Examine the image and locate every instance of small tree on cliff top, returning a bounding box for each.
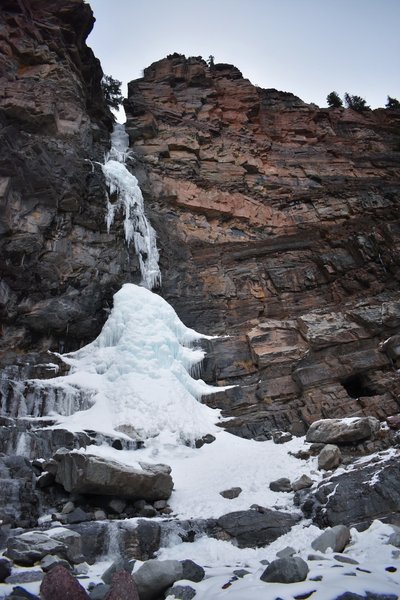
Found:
[101,75,123,110]
[386,96,400,109]
[344,92,371,112]
[327,91,343,108]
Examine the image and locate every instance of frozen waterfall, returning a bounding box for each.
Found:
[102,123,161,290]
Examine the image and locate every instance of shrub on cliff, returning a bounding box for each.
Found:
[386,96,400,109]
[344,93,371,112]
[327,91,343,108]
[101,75,123,110]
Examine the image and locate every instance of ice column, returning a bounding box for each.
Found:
[102,123,161,290]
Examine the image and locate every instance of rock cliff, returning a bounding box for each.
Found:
[124,53,400,437]
[0,0,142,371]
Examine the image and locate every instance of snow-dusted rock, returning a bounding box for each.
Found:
[216,508,300,548]
[54,451,173,501]
[47,527,84,564]
[167,585,196,600]
[133,559,183,600]
[311,525,351,553]
[5,531,66,566]
[260,556,309,583]
[306,417,380,444]
[318,444,342,470]
[40,554,72,572]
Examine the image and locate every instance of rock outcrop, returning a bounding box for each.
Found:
[124,53,400,436]
[0,0,139,364]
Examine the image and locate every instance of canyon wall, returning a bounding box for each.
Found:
[124,54,400,436]
[0,0,142,373]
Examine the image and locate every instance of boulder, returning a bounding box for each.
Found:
[318,444,342,470]
[311,525,351,553]
[47,527,84,564]
[180,559,204,582]
[167,585,196,600]
[101,559,134,585]
[0,557,12,582]
[40,565,90,600]
[5,532,66,566]
[306,417,380,444]
[260,556,309,583]
[219,487,242,499]
[40,554,72,572]
[133,560,183,600]
[216,508,300,548]
[5,587,41,600]
[269,478,292,492]
[309,456,400,527]
[104,571,140,600]
[54,451,173,501]
[291,474,314,491]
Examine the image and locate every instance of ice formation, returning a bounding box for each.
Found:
[53,283,220,445]
[102,123,161,290]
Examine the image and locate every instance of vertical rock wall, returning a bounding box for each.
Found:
[125,54,400,435]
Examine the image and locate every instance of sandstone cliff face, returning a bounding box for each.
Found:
[125,54,400,436]
[0,0,141,368]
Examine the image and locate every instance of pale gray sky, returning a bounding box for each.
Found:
[88,0,399,111]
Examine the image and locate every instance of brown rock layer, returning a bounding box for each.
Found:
[125,54,400,436]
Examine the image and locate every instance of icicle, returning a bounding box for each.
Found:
[101,124,161,290]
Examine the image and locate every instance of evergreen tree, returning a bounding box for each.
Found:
[386,96,400,109]
[101,75,123,110]
[326,91,343,108]
[344,93,371,112]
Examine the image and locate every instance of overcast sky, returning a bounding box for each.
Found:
[88,0,399,115]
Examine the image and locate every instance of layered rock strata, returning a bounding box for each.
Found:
[124,53,400,436]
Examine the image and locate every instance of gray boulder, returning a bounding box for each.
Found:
[260,556,309,583]
[291,474,314,491]
[180,559,204,582]
[216,508,300,548]
[318,444,342,470]
[219,487,242,499]
[47,527,84,564]
[101,559,134,585]
[167,585,196,600]
[54,451,173,501]
[269,478,292,493]
[311,525,351,553]
[133,559,183,600]
[0,557,12,582]
[388,531,400,548]
[306,417,380,444]
[308,456,400,527]
[5,532,66,566]
[40,555,72,572]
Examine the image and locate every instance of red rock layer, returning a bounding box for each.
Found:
[125,54,400,436]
